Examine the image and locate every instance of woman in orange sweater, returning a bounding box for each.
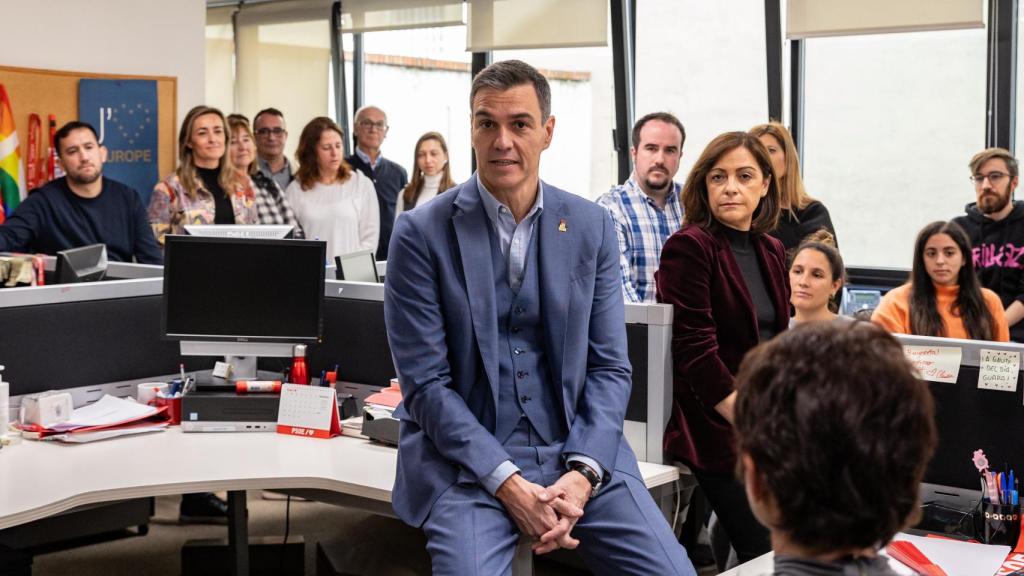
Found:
[872,221,1009,341]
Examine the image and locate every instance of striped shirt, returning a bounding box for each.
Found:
[596,175,684,303]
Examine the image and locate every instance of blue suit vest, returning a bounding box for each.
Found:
[488,224,566,446]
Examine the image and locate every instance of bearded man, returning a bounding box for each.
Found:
[0,121,162,264]
[953,147,1024,341]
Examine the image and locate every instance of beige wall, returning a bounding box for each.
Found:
[2,0,206,126]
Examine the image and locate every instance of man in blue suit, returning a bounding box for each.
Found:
[384,60,696,575]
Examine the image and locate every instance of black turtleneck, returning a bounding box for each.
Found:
[196,166,234,224]
[724,226,777,342]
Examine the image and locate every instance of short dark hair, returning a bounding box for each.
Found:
[54,121,99,156]
[470,60,551,120]
[631,112,685,149]
[681,131,781,235]
[734,321,936,554]
[253,107,285,129]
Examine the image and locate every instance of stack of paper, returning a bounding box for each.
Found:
[18,395,169,443]
[885,533,1009,576]
[339,416,368,439]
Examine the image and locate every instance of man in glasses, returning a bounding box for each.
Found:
[953,148,1024,341]
[253,107,294,192]
[346,105,408,261]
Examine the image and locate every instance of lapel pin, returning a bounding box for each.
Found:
[558,219,567,232]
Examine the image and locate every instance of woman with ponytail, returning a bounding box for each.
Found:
[788,229,851,327]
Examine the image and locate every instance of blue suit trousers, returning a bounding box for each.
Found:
[422,420,696,575]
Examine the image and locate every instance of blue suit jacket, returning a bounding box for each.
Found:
[384,176,642,526]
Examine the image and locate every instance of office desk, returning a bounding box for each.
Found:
[719,533,1011,576]
[0,429,680,575]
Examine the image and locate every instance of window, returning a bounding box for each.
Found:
[356,26,472,182]
[635,0,769,182]
[205,7,235,115]
[801,28,986,268]
[205,6,334,163]
[492,46,616,199]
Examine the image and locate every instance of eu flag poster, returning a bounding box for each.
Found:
[79,79,159,205]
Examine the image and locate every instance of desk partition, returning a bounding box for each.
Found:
[310,280,672,464]
[0,269,211,403]
[0,269,673,465]
[893,334,1024,508]
[623,302,672,464]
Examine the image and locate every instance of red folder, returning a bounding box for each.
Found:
[17,406,169,439]
[886,540,948,576]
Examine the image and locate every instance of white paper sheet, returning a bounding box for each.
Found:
[721,534,1010,576]
[888,533,1009,576]
[978,349,1021,392]
[48,423,168,443]
[52,394,158,431]
[903,345,963,384]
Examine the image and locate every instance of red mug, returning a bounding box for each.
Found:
[156,395,182,425]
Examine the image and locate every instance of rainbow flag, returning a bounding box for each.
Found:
[0,83,27,223]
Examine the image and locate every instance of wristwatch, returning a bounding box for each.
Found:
[568,461,602,497]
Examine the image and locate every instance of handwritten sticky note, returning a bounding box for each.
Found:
[978,349,1020,392]
[903,345,962,384]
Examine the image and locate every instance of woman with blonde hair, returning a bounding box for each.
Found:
[285,117,378,261]
[148,105,258,245]
[749,122,836,250]
[225,114,303,237]
[395,131,455,217]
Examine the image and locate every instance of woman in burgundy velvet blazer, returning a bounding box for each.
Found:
[656,132,790,568]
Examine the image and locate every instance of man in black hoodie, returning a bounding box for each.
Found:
[953,147,1024,342]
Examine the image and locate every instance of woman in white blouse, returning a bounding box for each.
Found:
[286,117,378,261]
[395,131,455,218]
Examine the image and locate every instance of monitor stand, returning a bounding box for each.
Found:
[180,341,294,389]
[193,369,286,391]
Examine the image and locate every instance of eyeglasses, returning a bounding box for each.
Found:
[255,127,286,137]
[971,172,1010,185]
[357,120,388,131]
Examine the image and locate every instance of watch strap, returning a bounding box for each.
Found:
[568,461,601,495]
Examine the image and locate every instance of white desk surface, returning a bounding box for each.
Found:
[719,532,1011,576]
[0,428,679,531]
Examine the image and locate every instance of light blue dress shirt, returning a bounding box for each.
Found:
[355,146,378,170]
[475,175,605,495]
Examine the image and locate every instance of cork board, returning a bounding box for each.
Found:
[0,65,177,180]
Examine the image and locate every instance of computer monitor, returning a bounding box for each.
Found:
[893,334,1024,509]
[162,236,325,381]
[184,224,294,239]
[54,243,108,283]
[841,288,882,316]
[334,250,379,283]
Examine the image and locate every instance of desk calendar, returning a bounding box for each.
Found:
[276,384,342,438]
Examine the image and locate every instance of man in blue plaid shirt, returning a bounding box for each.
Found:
[596,112,685,302]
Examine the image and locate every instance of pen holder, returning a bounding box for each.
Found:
[156,395,182,425]
[981,502,1020,546]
